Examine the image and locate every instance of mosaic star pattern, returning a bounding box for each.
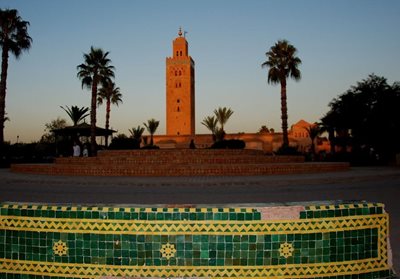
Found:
[0,202,393,279]
[160,243,176,260]
[279,242,294,259]
[52,240,68,256]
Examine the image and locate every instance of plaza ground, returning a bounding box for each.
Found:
[0,167,399,273]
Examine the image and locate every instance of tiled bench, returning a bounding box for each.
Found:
[0,201,394,279]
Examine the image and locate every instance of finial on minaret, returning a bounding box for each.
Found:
[178,27,182,37]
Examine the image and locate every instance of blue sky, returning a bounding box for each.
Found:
[1,0,400,143]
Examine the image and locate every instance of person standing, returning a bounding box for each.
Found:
[73,142,81,157]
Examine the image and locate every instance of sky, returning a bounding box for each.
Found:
[1,0,400,143]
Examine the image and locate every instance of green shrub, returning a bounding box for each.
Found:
[141,145,160,149]
[276,145,300,155]
[211,139,245,149]
[109,137,139,150]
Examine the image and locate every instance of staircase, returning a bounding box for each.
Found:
[11,149,349,177]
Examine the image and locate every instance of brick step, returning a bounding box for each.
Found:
[55,155,305,165]
[97,149,264,157]
[11,162,349,177]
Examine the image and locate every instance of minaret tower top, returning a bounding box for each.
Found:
[172,27,189,58]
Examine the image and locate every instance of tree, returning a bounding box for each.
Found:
[97,81,122,147]
[129,126,145,141]
[304,123,321,156]
[40,117,67,144]
[129,125,145,148]
[60,105,89,126]
[77,46,115,156]
[324,74,400,162]
[258,125,270,133]
[262,40,301,148]
[0,9,32,144]
[320,111,337,155]
[201,115,218,142]
[214,107,233,133]
[143,118,159,146]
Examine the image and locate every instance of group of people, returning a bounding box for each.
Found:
[73,142,89,157]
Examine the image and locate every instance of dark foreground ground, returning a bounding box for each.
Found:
[0,167,399,273]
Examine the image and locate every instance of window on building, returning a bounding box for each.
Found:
[177,106,180,112]
[177,99,180,103]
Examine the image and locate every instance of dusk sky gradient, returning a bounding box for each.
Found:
[1,0,400,143]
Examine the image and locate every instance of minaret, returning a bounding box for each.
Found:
[166,28,195,136]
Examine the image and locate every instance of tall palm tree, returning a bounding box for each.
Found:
[201,115,218,142]
[213,107,234,133]
[143,118,159,146]
[60,105,89,126]
[77,46,114,156]
[97,81,122,147]
[0,9,32,144]
[262,40,301,148]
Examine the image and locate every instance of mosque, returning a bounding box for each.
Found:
[152,29,329,153]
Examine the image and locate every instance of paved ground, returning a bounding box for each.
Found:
[0,167,399,273]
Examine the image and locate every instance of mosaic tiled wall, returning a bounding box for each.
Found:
[0,202,394,279]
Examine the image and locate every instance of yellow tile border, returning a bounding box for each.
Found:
[0,258,389,279]
[0,214,388,237]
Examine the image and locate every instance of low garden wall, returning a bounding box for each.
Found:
[0,201,394,279]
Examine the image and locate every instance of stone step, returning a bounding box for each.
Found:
[55,154,305,165]
[11,162,349,177]
[97,149,265,157]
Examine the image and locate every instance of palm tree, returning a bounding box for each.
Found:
[0,9,32,144]
[60,105,89,126]
[214,107,233,133]
[129,125,145,148]
[129,126,145,141]
[143,118,159,146]
[77,46,114,156]
[97,81,122,147]
[320,112,337,155]
[201,115,218,142]
[304,123,321,156]
[262,40,301,148]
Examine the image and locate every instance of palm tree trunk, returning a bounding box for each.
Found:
[90,77,98,156]
[150,134,154,146]
[328,129,335,155]
[311,139,315,157]
[0,46,9,144]
[280,79,289,148]
[105,98,111,147]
